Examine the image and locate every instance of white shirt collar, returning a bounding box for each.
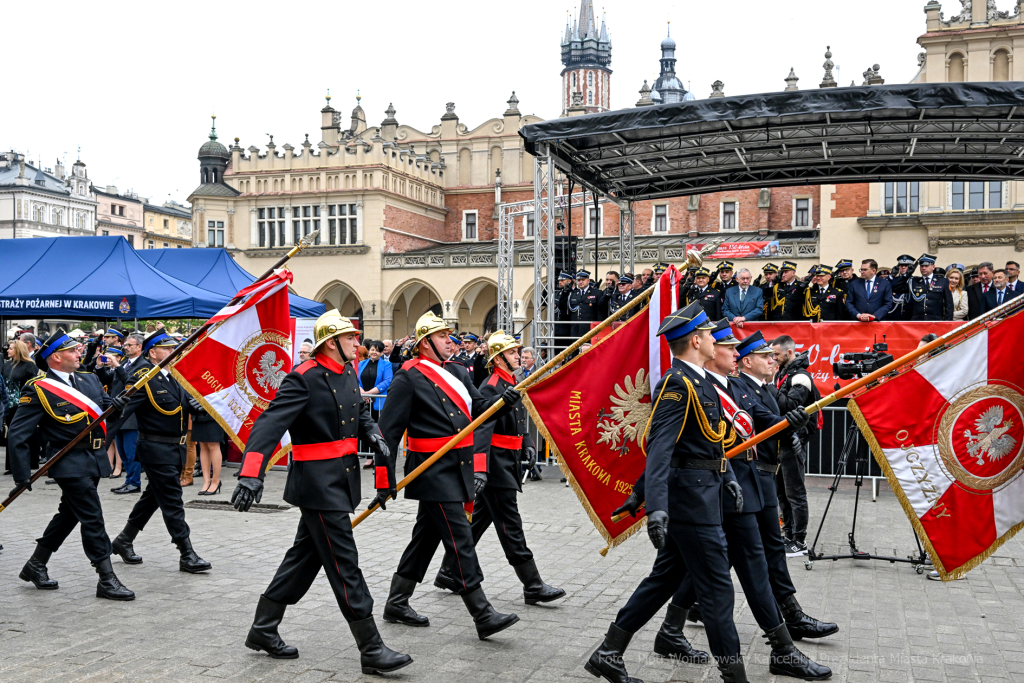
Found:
[681,360,705,378]
[51,369,72,385]
[706,369,729,385]
[741,371,766,387]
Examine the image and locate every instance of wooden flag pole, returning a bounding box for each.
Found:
[0,230,322,514]
[351,240,725,528]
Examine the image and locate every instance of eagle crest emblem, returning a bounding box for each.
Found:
[963,405,1016,467]
[252,350,287,392]
[596,369,652,456]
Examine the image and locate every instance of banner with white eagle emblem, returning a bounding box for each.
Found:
[850,302,1024,580]
[171,269,294,467]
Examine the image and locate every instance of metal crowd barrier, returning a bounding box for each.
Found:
[807,403,886,501]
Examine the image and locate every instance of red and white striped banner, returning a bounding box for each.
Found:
[648,265,680,399]
[36,378,107,436]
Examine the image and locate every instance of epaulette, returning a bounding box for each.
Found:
[486,374,500,387]
[132,366,150,379]
[402,358,418,371]
[295,359,317,376]
[24,375,43,387]
[75,370,93,375]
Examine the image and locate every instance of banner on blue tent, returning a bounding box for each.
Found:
[0,295,136,317]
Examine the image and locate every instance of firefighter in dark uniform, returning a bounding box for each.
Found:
[568,270,608,341]
[909,253,954,321]
[108,330,210,574]
[682,267,724,320]
[607,274,638,317]
[230,310,410,674]
[831,259,855,318]
[754,263,779,318]
[379,312,523,640]
[8,330,135,600]
[889,254,917,321]
[787,265,846,321]
[554,271,574,352]
[434,331,565,605]
[766,261,800,321]
[711,261,739,294]
[454,333,488,386]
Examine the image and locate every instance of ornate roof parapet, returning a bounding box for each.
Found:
[440,101,458,122]
[504,92,520,117]
[709,81,725,98]
[820,46,838,88]
[861,64,885,85]
[635,80,654,107]
[784,68,800,91]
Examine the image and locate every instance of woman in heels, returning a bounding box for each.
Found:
[189,399,224,495]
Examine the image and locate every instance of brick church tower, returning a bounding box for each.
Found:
[560,1,612,116]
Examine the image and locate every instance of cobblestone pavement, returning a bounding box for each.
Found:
[2,463,1023,683]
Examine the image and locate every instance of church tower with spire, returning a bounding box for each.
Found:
[560,2,612,116]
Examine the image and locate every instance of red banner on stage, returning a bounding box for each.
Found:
[686,241,780,259]
[734,322,960,393]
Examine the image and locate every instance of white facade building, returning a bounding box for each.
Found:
[0,152,97,239]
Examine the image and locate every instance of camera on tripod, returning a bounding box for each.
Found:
[832,338,894,380]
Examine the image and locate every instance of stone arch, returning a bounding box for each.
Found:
[458,148,472,186]
[453,277,498,336]
[947,51,966,82]
[389,279,444,339]
[315,280,364,329]
[992,47,1012,81]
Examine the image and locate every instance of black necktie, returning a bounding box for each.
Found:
[68,374,77,390]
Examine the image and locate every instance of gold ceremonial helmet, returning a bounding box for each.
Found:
[486,330,521,364]
[313,308,360,351]
[413,311,453,349]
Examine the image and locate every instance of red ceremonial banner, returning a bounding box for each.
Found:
[734,322,960,393]
[686,241,780,259]
[524,307,652,550]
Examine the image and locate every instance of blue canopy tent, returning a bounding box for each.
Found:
[138,248,325,318]
[0,236,230,319]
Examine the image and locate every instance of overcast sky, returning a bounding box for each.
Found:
[5,0,952,203]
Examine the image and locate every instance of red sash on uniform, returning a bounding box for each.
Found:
[36,378,107,436]
[291,438,358,461]
[491,433,523,450]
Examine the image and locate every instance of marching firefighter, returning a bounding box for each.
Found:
[379,312,523,640]
[231,309,411,674]
[434,330,564,605]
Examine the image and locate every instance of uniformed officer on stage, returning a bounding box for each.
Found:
[766,261,799,320]
[682,267,724,320]
[787,265,845,321]
[231,309,410,674]
[108,330,211,574]
[889,254,917,320]
[8,330,135,600]
[568,270,608,341]
[755,263,779,318]
[434,331,564,605]
[380,312,523,640]
[554,271,574,351]
[607,274,637,317]
[711,261,738,293]
[909,253,954,321]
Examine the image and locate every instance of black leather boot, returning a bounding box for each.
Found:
[112,523,143,564]
[653,603,710,662]
[584,622,643,683]
[245,595,299,658]
[781,594,839,640]
[461,587,519,640]
[433,564,460,593]
[383,573,429,627]
[176,538,212,573]
[513,558,566,605]
[94,557,135,600]
[19,544,58,590]
[349,616,413,674]
[765,623,832,680]
[687,603,703,624]
[717,655,749,683]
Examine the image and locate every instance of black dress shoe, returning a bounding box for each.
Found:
[19,544,58,590]
[176,538,211,573]
[781,595,839,640]
[112,484,141,494]
[687,603,703,624]
[765,623,832,680]
[513,558,566,604]
[584,622,643,683]
[246,595,299,658]
[94,558,135,601]
[383,573,430,627]
[462,587,519,640]
[112,524,143,564]
[653,603,710,662]
[349,616,413,674]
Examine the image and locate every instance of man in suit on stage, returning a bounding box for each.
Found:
[845,259,893,322]
[722,268,764,327]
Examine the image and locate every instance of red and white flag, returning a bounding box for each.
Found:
[851,305,1024,579]
[648,266,681,398]
[172,269,294,466]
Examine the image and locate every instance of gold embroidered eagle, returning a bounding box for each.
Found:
[596,369,652,454]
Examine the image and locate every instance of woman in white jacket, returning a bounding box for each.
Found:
[947,268,969,321]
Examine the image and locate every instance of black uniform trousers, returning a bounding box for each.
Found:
[776,439,808,541]
[756,504,797,602]
[443,488,533,573]
[669,512,783,631]
[614,519,740,662]
[396,500,483,595]
[127,462,190,543]
[263,508,373,623]
[37,476,112,565]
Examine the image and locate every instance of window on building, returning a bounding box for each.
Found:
[163,219,168,229]
[951,181,1002,210]
[588,72,593,87]
[969,182,985,210]
[349,206,358,244]
[329,218,337,244]
[207,220,224,247]
[177,245,183,248]
[722,202,737,231]
[294,220,301,244]
[588,207,601,236]
[127,234,134,247]
[884,182,920,214]
[303,206,311,218]
[654,205,668,232]
[464,211,478,241]
[795,198,810,226]
[102,230,109,236]
[148,240,154,249]
[588,91,593,105]
[313,219,321,244]
[526,214,535,237]
[163,242,169,248]
[990,181,1003,209]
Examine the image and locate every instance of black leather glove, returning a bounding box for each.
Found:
[10,479,31,498]
[785,408,810,431]
[500,387,521,407]
[367,432,390,461]
[790,432,807,461]
[110,394,129,412]
[231,476,264,512]
[725,480,744,513]
[473,472,487,497]
[612,490,643,518]
[647,510,668,549]
[187,396,206,414]
[523,446,537,470]
[370,488,396,511]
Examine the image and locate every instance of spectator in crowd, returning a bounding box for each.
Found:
[967,262,994,319]
[638,268,655,291]
[723,268,764,326]
[298,341,313,362]
[359,339,393,470]
[630,273,643,291]
[681,267,723,320]
[967,267,981,287]
[608,275,639,317]
[110,334,144,494]
[1007,261,1021,293]
[984,268,1021,312]
[191,398,225,495]
[516,347,537,381]
[19,333,38,353]
[357,344,369,362]
[382,339,394,358]
[603,271,619,290]
[712,261,737,292]
[946,268,969,321]
[845,259,893,322]
[3,340,39,475]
